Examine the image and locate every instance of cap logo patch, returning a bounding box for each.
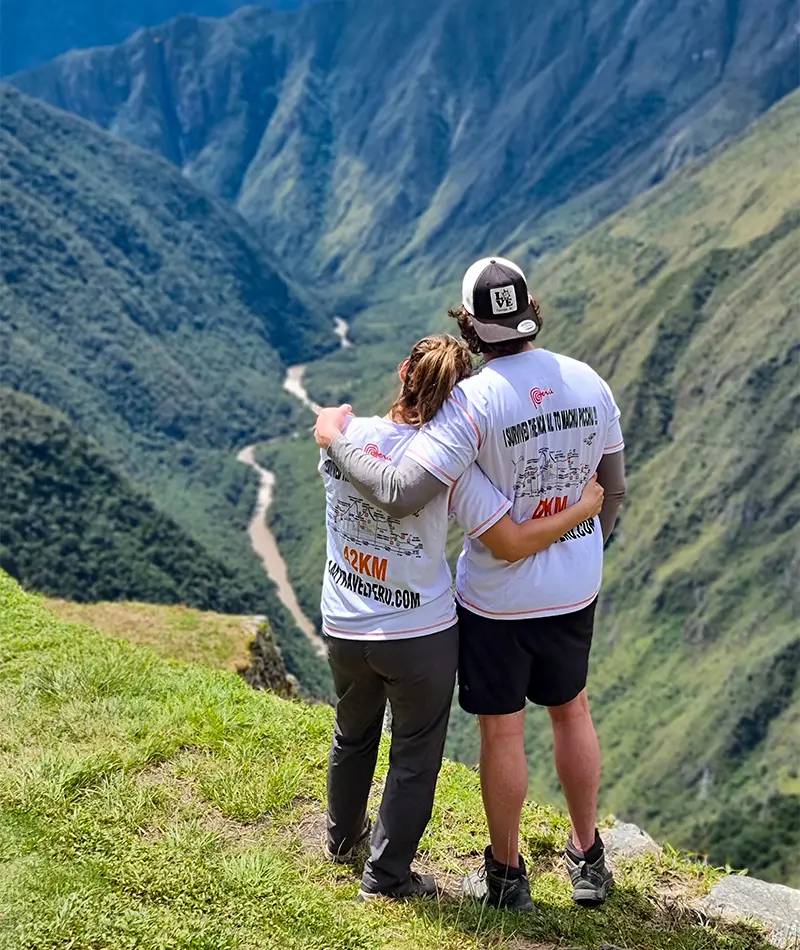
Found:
[516,319,537,333]
[491,284,517,315]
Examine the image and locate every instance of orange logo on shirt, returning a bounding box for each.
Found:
[344,545,389,582]
[530,387,554,408]
[364,443,392,461]
[532,495,568,519]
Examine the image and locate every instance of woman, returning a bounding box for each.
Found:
[320,334,602,901]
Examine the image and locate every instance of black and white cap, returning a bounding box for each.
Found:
[462,257,540,343]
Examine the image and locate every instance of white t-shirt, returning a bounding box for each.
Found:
[319,416,512,639]
[408,349,624,619]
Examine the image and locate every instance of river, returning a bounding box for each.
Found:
[237,318,352,656]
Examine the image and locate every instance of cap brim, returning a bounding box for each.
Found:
[470,300,539,343]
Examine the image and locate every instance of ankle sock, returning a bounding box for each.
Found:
[567,829,604,864]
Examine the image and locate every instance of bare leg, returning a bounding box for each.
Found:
[478,711,527,867]
[548,689,601,853]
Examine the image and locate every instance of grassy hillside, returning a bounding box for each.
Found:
[43,598,256,672]
[0,86,333,692]
[502,89,800,887]
[1,388,263,613]
[0,570,779,950]
[255,92,800,883]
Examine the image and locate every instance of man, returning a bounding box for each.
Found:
[315,257,627,911]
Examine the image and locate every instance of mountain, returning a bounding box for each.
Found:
[256,91,800,885]
[0,1,313,76]
[0,84,333,454]
[0,86,333,695]
[10,0,798,297]
[1,388,258,611]
[0,386,330,697]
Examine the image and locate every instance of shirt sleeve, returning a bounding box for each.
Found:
[449,463,512,538]
[599,377,625,454]
[406,393,482,484]
[326,437,448,519]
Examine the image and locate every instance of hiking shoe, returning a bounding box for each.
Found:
[565,841,614,907]
[358,871,439,902]
[326,819,371,866]
[461,846,533,913]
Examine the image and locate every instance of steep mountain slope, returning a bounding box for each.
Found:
[513,91,800,887]
[0,0,311,76]
[11,0,797,296]
[0,84,332,452]
[0,86,333,693]
[1,388,253,611]
[256,92,800,884]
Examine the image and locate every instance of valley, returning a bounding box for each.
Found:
[2,0,798,896]
[249,91,800,886]
[236,444,323,655]
[10,0,797,296]
[235,316,351,655]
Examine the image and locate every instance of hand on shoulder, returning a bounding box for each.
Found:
[314,405,353,449]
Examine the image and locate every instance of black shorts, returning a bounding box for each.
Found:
[457,599,596,715]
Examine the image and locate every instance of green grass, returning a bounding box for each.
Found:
[0,571,783,950]
[42,598,258,673]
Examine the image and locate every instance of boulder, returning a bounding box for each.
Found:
[602,821,662,860]
[695,875,800,949]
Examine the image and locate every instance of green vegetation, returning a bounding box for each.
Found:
[0,570,779,950]
[256,92,800,884]
[0,86,333,694]
[43,597,257,673]
[12,0,794,298]
[0,389,331,698]
[1,388,263,612]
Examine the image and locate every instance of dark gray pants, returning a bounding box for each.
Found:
[326,623,458,892]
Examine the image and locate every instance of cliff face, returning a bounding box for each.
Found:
[242,618,301,699]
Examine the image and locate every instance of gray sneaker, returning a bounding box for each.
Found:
[565,845,614,907]
[327,819,371,866]
[358,871,439,902]
[461,846,534,913]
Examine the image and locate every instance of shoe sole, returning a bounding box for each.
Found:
[572,882,613,908]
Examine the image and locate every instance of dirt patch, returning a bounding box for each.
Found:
[136,757,269,846]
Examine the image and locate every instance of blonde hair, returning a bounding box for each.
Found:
[389,335,473,427]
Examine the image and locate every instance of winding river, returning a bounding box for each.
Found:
[237,317,352,657]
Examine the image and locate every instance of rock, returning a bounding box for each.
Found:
[241,617,300,700]
[602,821,662,859]
[695,875,800,949]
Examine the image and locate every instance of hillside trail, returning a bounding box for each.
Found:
[237,317,351,658]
